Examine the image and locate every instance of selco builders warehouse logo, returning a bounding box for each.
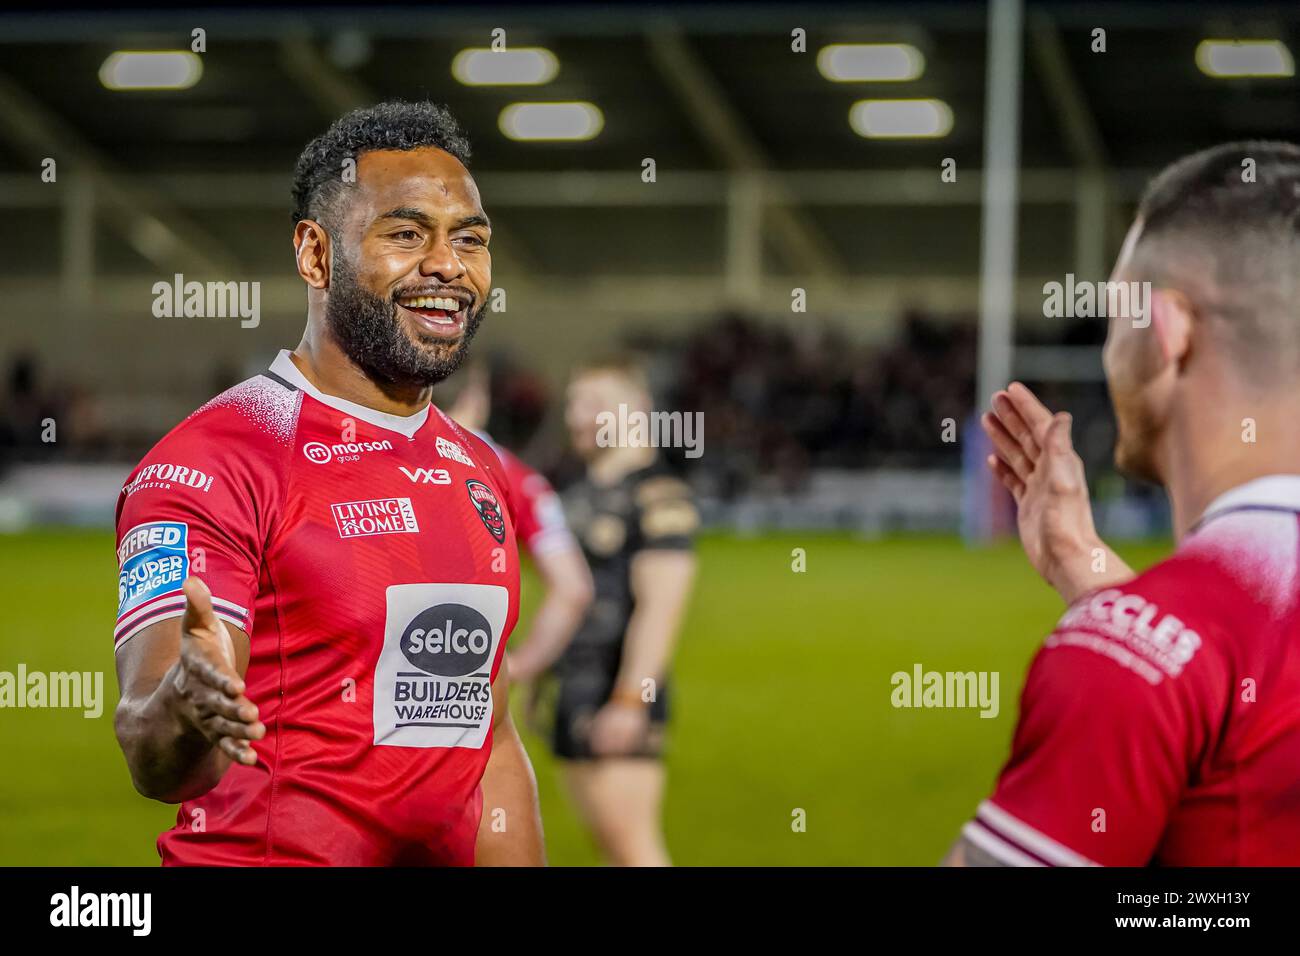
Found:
[117,521,189,617]
[374,583,508,749]
[401,604,494,676]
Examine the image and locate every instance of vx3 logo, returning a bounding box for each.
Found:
[400,466,452,485]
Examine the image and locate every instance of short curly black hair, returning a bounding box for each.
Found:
[291,100,472,229]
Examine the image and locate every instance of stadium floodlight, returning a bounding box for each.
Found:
[99,51,203,91]
[849,98,952,139]
[1196,39,1294,78]
[499,102,603,141]
[817,43,925,82]
[452,47,559,86]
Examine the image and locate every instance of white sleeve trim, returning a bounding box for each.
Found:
[960,820,1046,867]
[114,596,249,651]
[976,800,1101,867]
[525,527,579,557]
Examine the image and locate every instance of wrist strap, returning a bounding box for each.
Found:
[609,685,646,708]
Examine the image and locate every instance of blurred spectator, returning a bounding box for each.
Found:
[2,310,1127,503]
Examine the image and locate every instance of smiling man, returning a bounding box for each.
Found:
[112,102,544,866]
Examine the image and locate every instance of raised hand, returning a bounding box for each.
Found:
[980,382,1134,603]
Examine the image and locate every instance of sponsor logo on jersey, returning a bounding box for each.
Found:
[400,466,452,484]
[117,521,189,617]
[400,604,493,676]
[436,436,475,467]
[122,463,215,497]
[1054,588,1203,681]
[374,583,509,749]
[302,439,393,464]
[331,497,419,538]
[584,513,627,555]
[466,479,506,542]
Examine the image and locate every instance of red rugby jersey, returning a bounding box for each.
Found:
[114,350,519,866]
[965,475,1300,866]
[473,431,576,558]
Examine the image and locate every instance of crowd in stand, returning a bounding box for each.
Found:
[3,312,1120,500]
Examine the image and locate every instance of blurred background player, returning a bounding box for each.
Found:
[947,142,1300,866]
[445,364,594,683]
[550,356,698,866]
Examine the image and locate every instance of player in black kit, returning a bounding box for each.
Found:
[548,356,698,866]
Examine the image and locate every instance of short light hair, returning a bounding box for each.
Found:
[1131,141,1300,380]
[571,353,651,394]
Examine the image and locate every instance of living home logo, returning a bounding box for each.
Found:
[1,665,103,718]
[596,404,704,459]
[50,886,150,936]
[152,272,260,329]
[302,438,393,464]
[1042,273,1151,328]
[890,664,999,718]
[332,497,419,538]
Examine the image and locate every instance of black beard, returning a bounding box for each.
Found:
[324,253,484,388]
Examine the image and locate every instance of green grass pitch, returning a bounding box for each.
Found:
[0,529,1168,866]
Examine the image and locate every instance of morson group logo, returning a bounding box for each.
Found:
[466,479,506,543]
[400,603,494,677]
[302,439,393,464]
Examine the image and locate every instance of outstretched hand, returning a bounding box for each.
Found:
[171,577,264,766]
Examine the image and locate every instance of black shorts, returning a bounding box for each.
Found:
[548,645,670,761]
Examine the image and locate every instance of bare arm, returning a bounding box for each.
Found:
[505,544,594,684]
[475,661,545,866]
[615,549,697,693]
[941,835,1010,867]
[588,549,697,756]
[114,577,264,803]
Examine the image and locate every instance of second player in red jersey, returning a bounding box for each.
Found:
[949,142,1300,867]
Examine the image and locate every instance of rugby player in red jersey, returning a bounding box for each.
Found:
[946,142,1300,866]
[112,102,544,866]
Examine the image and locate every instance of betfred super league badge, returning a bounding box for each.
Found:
[466,479,506,543]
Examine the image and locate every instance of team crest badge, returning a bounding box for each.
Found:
[466,479,506,543]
